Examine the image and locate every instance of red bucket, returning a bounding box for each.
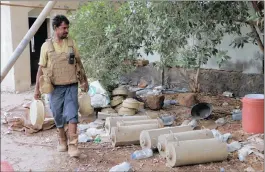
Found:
[1,161,14,172]
[242,94,264,134]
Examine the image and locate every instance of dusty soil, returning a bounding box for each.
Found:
[1,90,264,171]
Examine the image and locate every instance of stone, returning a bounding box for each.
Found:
[138,78,148,88]
[144,95,165,110]
[178,93,198,107]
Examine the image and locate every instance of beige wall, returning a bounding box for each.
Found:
[1,3,15,91]
[1,1,81,92]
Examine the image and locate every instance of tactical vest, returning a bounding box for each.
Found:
[46,38,78,85]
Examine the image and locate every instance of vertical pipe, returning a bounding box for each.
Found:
[1,1,57,82]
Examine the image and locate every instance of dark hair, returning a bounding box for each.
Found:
[52,15,69,30]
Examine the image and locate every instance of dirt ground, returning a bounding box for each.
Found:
[1,89,264,171]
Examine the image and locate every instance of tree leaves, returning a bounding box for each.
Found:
[69,1,253,91]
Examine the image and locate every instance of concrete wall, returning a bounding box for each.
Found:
[1,3,15,91]
[139,26,263,74]
[1,1,81,92]
[122,65,264,97]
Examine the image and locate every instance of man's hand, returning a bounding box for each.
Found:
[34,88,41,100]
[81,81,89,92]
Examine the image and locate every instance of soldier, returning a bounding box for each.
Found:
[34,15,88,157]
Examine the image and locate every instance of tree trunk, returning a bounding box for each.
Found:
[251,1,264,73]
[195,67,200,92]
[162,66,165,86]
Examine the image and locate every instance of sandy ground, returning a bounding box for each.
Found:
[1,89,264,171]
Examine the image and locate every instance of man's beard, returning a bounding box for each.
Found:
[60,34,68,39]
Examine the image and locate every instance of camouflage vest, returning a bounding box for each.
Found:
[46,38,78,85]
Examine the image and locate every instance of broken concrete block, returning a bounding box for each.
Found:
[138,78,148,88]
[166,138,228,167]
[178,93,198,107]
[144,95,165,110]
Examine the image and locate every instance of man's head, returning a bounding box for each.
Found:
[52,15,69,39]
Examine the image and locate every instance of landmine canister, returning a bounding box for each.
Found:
[157,129,214,158]
[139,125,193,150]
[105,116,150,134]
[117,119,164,128]
[111,123,162,147]
[166,138,228,167]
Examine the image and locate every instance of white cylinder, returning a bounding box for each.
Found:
[117,119,164,128]
[140,125,193,150]
[166,138,228,167]
[111,123,162,147]
[157,129,214,158]
[105,116,150,134]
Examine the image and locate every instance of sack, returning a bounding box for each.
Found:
[39,75,54,94]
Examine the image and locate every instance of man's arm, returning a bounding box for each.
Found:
[34,66,43,99]
[34,43,47,99]
[73,40,89,91]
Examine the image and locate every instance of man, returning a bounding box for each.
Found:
[34,15,88,157]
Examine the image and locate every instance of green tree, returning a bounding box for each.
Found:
[68,1,149,92]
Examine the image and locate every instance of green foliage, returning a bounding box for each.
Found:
[69,1,254,91]
[146,1,249,68]
[69,1,146,92]
[229,1,264,51]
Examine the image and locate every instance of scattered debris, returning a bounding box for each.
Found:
[199,120,218,130]
[227,141,242,152]
[89,80,110,108]
[220,167,225,172]
[222,102,229,106]
[178,93,198,107]
[160,115,175,126]
[109,162,132,172]
[86,128,105,138]
[215,118,226,126]
[188,119,198,128]
[247,134,264,152]
[78,133,93,143]
[131,148,153,160]
[211,129,232,142]
[138,78,148,88]
[94,135,101,143]
[180,120,190,126]
[232,109,242,121]
[163,100,177,108]
[238,145,254,162]
[244,167,255,172]
[144,95,165,110]
[222,91,234,97]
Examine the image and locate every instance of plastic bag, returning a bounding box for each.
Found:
[109,162,132,172]
[88,80,110,108]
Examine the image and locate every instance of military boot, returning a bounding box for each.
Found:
[68,134,80,157]
[57,128,68,152]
